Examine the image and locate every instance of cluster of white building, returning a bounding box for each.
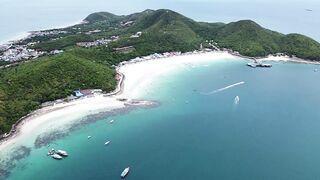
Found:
[0,44,64,62]
[76,36,119,48]
[85,29,101,35]
[30,30,68,37]
[119,49,215,66]
[118,52,182,66]
[130,32,142,38]
[0,45,46,62]
[0,44,10,51]
[120,21,134,27]
[41,89,103,107]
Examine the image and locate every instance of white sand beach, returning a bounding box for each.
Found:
[0,51,236,155]
[259,54,320,65]
[119,51,235,98]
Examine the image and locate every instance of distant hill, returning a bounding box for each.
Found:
[80,9,320,60]
[32,9,320,60]
[84,12,122,23]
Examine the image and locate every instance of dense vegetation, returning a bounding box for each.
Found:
[31,9,320,60]
[1,9,320,134]
[0,53,116,133]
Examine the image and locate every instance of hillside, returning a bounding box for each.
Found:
[84,12,121,23]
[30,9,320,60]
[0,53,117,134]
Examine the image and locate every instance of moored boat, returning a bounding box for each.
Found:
[47,148,55,156]
[105,141,111,145]
[51,154,63,160]
[56,150,68,157]
[247,63,257,68]
[247,62,272,68]
[121,167,130,178]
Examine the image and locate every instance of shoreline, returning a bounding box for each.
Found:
[0,50,318,148]
[0,49,319,157]
[226,50,320,65]
[0,51,234,154]
[0,20,86,45]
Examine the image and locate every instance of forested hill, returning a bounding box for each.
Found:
[83,9,320,60]
[32,9,320,60]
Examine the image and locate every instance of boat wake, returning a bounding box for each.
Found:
[201,81,245,95]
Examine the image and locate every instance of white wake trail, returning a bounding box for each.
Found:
[202,81,245,95]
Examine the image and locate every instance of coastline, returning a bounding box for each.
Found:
[0,20,86,45]
[0,51,235,155]
[259,54,320,65]
[227,50,320,65]
[1,49,319,154]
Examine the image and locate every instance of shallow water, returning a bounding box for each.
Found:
[4,57,320,179]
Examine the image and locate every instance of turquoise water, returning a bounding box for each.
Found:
[4,57,320,179]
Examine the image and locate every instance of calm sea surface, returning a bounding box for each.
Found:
[4,57,320,180]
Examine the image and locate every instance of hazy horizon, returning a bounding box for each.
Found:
[1,0,319,43]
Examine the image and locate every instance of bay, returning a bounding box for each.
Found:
[5,57,320,179]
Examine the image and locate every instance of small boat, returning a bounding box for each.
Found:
[109,120,114,124]
[257,63,272,68]
[51,154,63,160]
[105,141,111,145]
[56,150,68,157]
[121,167,130,178]
[47,148,55,156]
[88,136,92,139]
[247,62,272,68]
[247,63,257,68]
[234,96,240,105]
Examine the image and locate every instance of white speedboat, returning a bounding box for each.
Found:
[51,154,63,160]
[88,136,92,139]
[57,150,68,157]
[109,120,114,124]
[234,96,240,105]
[105,141,110,145]
[121,167,130,178]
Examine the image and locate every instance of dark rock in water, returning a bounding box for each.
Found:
[11,146,31,161]
[0,145,32,179]
[33,99,159,149]
[34,130,69,149]
[0,168,9,179]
